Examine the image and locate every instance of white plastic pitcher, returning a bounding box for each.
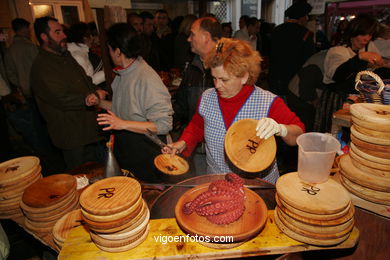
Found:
[296,133,340,183]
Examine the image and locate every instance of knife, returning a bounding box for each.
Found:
[145,128,167,148]
[141,183,275,189]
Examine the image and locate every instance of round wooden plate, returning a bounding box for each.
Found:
[275,207,354,238]
[52,209,83,244]
[225,118,276,172]
[351,125,390,146]
[352,116,390,132]
[339,154,390,192]
[81,194,142,222]
[21,190,77,214]
[88,200,147,234]
[91,224,148,248]
[274,210,352,246]
[98,207,150,241]
[0,166,41,190]
[350,143,390,167]
[352,143,390,159]
[80,176,141,216]
[275,193,352,222]
[22,174,76,208]
[93,225,149,253]
[175,183,268,242]
[276,172,350,215]
[0,156,40,185]
[353,124,390,139]
[348,153,390,178]
[340,175,390,205]
[154,154,189,175]
[350,103,390,126]
[0,172,42,197]
[350,134,390,153]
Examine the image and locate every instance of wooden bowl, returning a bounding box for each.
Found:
[175,183,268,242]
[225,119,276,172]
[154,154,189,175]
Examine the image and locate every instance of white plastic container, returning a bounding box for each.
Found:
[296,133,340,183]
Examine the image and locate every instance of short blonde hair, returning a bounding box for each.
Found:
[204,37,262,85]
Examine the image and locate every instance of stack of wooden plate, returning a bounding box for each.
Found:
[339,103,390,205]
[0,156,42,219]
[52,209,83,249]
[274,172,355,246]
[79,176,149,253]
[21,174,79,234]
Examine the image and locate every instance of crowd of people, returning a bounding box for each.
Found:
[0,0,389,183]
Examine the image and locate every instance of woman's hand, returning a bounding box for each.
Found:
[359,51,384,66]
[97,110,125,131]
[161,140,187,156]
[256,118,287,139]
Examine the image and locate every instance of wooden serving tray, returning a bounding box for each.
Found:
[175,183,268,242]
[225,118,276,172]
[58,211,360,260]
[154,154,189,175]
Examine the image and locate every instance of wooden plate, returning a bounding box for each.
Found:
[52,209,83,243]
[88,200,147,234]
[339,154,390,192]
[0,166,41,190]
[350,103,390,126]
[81,194,142,222]
[348,153,390,178]
[276,207,354,239]
[154,154,189,175]
[0,156,40,185]
[224,118,276,172]
[353,124,390,139]
[98,208,150,241]
[350,143,390,166]
[21,190,77,214]
[340,175,390,206]
[0,172,42,197]
[276,172,350,215]
[175,183,268,242]
[351,125,390,146]
[93,225,149,253]
[274,210,352,246]
[91,224,148,248]
[22,174,76,208]
[351,144,390,159]
[80,176,141,216]
[350,134,390,153]
[275,193,353,222]
[352,116,390,132]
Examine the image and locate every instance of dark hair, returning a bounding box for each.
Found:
[343,14,379,45]
[34,16,58,45]
[247,17,259,27]
[67,22,91,44]
[87,22,98,36]
[155,9,168,16]
[11,18,30,32]
[106,23,143,59]
[239,15,250,27]
[198,17,222,42]
[127,12,142,22]
[140,11,154,21]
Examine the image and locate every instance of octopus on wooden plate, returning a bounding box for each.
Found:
[182,173,246,225]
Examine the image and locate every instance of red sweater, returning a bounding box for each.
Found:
[180,85,305,157]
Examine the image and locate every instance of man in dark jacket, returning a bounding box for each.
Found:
[269,0,316,98]
[31,16,105,170]
[174,16,221,127]
[173,16,221,175]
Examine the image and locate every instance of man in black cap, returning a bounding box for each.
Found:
[269,0,316,98]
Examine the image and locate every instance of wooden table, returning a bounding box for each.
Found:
[150,174,389,259]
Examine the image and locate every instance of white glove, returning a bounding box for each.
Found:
[256,118,288,139]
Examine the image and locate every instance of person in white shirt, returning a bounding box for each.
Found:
[67,22,105,85]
